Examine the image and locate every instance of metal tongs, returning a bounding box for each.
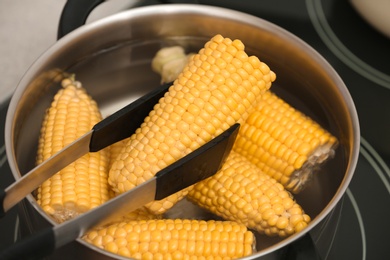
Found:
[0,82,240,260]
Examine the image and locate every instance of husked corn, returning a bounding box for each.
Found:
[109,34,276,214]
[108,139,127,170]
[234,91,338,193]
[107,144,162,222]
[36,77,111,222]
[106,207,162,227]
[84,219,255,259]
[151,46,195,84]
[151,45,338,193]
[121,207,161,221]
[187,151,311,237]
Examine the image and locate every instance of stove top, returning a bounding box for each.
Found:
[1,0,390,259]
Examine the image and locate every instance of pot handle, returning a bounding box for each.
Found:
[57,0,200,39]
[57,0,104,39]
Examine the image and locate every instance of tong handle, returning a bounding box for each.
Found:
[89,83,170,152]
[0,227,55,260]
[58,0,104,39]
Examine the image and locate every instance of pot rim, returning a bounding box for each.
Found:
[5,4,360,259]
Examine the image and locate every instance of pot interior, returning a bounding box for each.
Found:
[6,4,359,258]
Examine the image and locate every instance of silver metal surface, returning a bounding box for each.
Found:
[4,130,93,213]
[54,178,156,249]
[4,4,360,259]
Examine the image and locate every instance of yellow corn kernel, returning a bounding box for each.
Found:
[108,139,127,170]
[84,219,255,259]
[187,151,311,237]
[104,206,162,228]
[233,91,338,193]
[122,206,162,221]
[109,141,161,222]
[109,34,276,214]
[36,77,111,223]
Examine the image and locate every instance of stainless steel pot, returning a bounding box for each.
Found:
[4,3,360,259]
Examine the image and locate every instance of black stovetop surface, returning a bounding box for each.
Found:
[1,0,390,259]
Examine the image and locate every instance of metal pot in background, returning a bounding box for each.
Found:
[349,0,390,38]
[5,2,359,259]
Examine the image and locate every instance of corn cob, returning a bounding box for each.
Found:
[233,91,338,193]
[108,139,127,170]
[84,219,255,259]
[36,77,111,223]
[122,207,161,221]
[105,207,162,228]
[151,46,195,84]
[151,45,338,193]
[187,151,311,237]
[109,34,276,214]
